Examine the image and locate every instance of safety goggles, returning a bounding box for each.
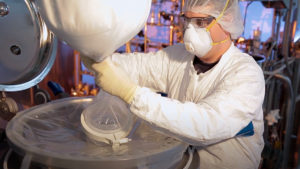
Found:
[180,14,215,29]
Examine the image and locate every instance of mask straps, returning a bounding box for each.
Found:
[211,36,230,45]
[205,0,230,32]
[205,0,231,46]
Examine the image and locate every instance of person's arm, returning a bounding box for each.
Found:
[129,60,265,146]
[81,48,171,94]
[109,49,170,93]
[80,46,176,104]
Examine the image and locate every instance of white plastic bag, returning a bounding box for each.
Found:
[35,0,152,61]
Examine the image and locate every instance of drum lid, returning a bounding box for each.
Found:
[0,0,57,92]
[6,97,188,169]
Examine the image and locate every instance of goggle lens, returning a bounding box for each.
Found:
[180,15,215,29]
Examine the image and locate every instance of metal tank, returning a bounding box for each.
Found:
[0,0,57,92]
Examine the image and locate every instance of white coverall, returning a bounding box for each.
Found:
[110,43,265,169]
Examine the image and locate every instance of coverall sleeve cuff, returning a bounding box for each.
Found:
[128,86,143,105]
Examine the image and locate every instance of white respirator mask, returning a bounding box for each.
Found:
[183,0,231,58]
[183,23,212,58]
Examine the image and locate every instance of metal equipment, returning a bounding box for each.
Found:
[0,0,58,131]
[0,0,57,92]
[249,0,300,168]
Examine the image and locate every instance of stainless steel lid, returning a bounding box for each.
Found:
[0,0,57,92]
[6,97,188,169]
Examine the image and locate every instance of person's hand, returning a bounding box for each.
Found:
[81,56,138,104]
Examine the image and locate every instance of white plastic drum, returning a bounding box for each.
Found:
[5,97,188,169]
[0,0,57,92]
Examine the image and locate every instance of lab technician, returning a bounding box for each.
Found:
[82,0,265,168]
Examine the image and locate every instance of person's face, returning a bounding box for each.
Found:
[183,11,231,62]
[183,11,229,46]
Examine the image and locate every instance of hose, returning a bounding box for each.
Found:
[183,146,195,169]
